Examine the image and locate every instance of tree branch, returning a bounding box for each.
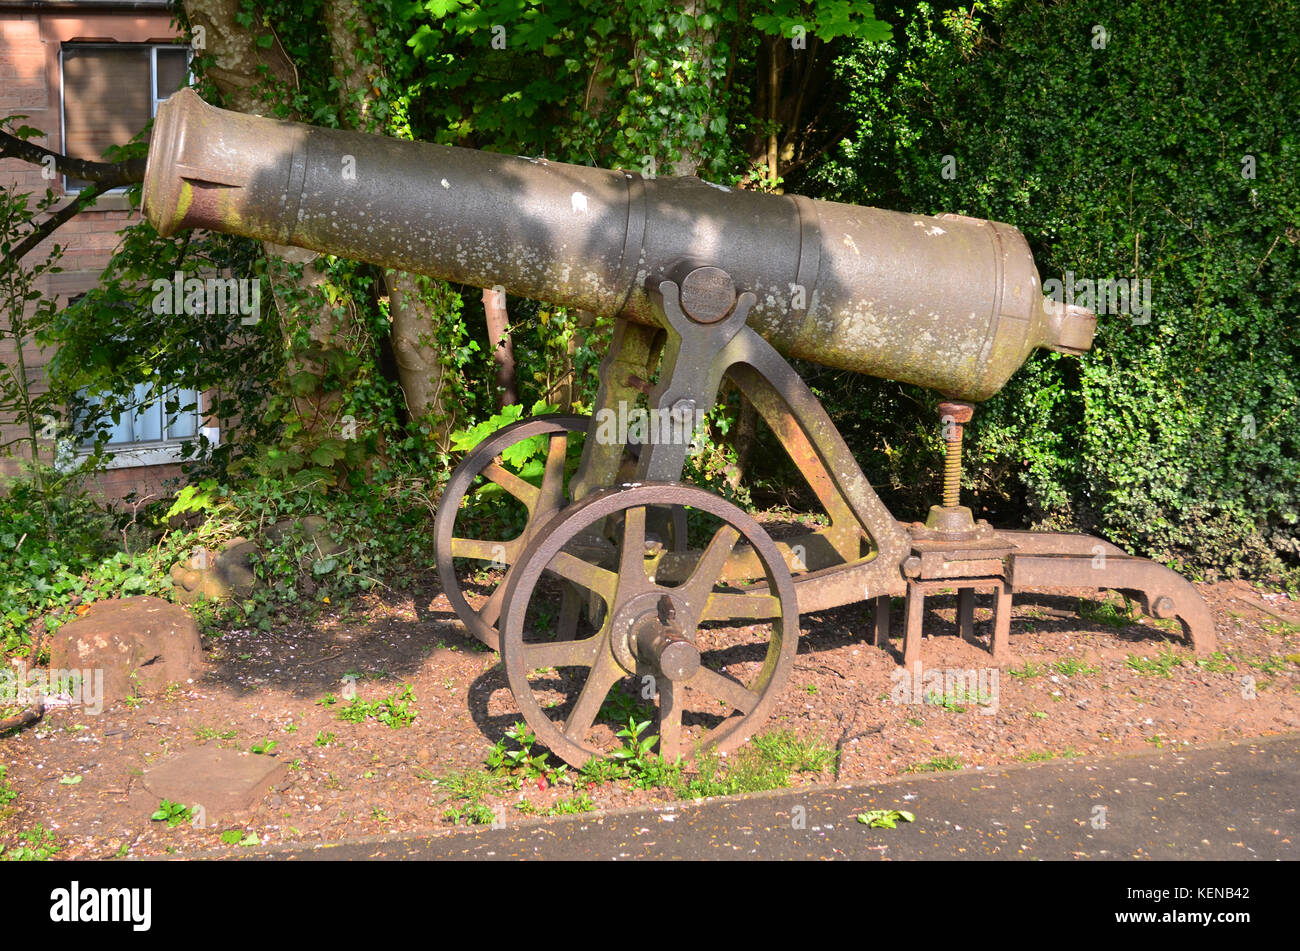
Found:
[4,180,114,265]
[0,129,145,186]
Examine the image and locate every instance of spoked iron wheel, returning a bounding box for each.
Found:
[434,415,589,650]
[498,482,799,768]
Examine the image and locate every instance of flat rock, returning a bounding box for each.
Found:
[137,747,289,826]
[48,596,202,709]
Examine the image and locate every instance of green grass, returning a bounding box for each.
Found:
[1014,748,1082,762]
[0,824,59,861]
[1078,597,1139,629]
[1196,652,1238,674]
[1009,662,1047,680]
[747,729,838,773]
[1125,645,1188,678]
[1051,659,1099,678]
[905,755,963,773]
[336,685,418,728]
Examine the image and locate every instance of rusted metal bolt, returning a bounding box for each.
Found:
[937,400,975,509]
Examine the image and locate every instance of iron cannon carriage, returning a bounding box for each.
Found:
[142,89,1215,767]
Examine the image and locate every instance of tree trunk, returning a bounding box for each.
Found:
[483,286,518,408]
[320,0,461,441]
[182,0,354,441]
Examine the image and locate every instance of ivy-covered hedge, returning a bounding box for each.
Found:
[803,0,1299,580]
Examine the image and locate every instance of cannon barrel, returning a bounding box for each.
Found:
[143,88,1094,401]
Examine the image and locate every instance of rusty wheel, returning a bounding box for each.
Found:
[434,415,589,650]
[498,482,799,768]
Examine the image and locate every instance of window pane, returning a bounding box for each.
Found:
[132,383,162,443]
[165,388,198,439]
[155,48,189,100]
[63,46,151,188]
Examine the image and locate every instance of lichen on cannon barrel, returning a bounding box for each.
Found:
[143,88,1094,402]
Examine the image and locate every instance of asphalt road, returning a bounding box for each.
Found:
[230,733,1298,860]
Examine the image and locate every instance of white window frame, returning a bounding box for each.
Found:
[58,42,192,193]
[59,387,220,472]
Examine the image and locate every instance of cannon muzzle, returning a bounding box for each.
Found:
[143,88,1094,401]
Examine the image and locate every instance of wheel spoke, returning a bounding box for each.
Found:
[481,461,540,509]
[522,635,601,670]
[685,666,759,714]
[555,586,582,641]
[449,536,519,562]
[700,591,782,622]
[563,650,624,743]
[618,505,647,582]
[657,679,683,762]
[545,551,618,605]
[680,524,741,609]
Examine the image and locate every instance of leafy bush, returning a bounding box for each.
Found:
[802,0,1299,580]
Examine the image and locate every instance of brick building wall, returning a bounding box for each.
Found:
[1,3,192,502]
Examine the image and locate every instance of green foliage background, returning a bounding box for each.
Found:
[801,0,1299,580]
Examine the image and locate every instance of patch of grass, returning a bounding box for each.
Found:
[0,765,16,809]
[444,802,497,825]
[598,688,654,727]
[1014,747,1082,763]
[1246,654,1290,676]
[1196,652,1238,674]
[518,793,596,817]
[748,729,838,773]
[905,755,963,773]
[1078,596,1139,629]
[1125,644,1187,678]
[337,685,418,728]
[1009,662,1047,680]
[194,726,238,742]
[0,824,60,861]
[1051,659,1100,677]
[905,717,925,727]
[485,721,568,787]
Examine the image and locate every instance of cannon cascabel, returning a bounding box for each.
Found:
[143,88,1095,402]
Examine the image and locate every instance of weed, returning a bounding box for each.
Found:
[194,726,238,742]
[1009,662,1047,680]
[1078,596,1139,628]
[748,729,837,773]
[1126,645,1187,678]
[314,730,337,747]
[250,738,279,755]
[486,722,567,787]
[337,685,418,728]
[150,799,195,828]
[0,824,60,861]
[1196,652,1237,674]
[905,756,963,773]
[1051,659,1099,677]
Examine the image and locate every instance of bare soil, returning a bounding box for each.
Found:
[2,573,1297,859]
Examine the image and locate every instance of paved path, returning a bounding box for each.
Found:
[229,733,1298,860]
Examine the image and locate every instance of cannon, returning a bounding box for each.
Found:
[143,88,1215,767]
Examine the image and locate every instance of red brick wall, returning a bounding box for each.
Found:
[1,8,189,500]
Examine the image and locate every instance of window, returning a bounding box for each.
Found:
[60,43,189,190]
[79,385,200,448]
[71,384,213,470]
